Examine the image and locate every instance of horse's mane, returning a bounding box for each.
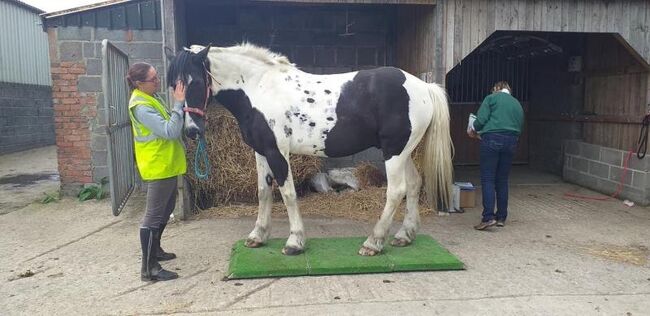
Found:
[166,49,193,87]
[224,43,292,67]
[190,43,294,70]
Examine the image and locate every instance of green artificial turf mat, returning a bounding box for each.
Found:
[227,234,464,279]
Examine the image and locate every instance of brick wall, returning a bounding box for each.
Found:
[0,82,55,154]
[563,140,650,205]
[48,26,163,195]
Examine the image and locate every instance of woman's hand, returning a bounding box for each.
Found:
[468,129,481,140]
[173,80,186,103]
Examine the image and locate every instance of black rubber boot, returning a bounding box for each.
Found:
[157,223,176,261]
[140,227,178,281]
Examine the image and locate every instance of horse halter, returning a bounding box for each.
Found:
[182,62,213,118]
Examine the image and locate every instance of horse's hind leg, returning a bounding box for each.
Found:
[359,154,409,256]
[392,157,421,247]
[245,153,273,248]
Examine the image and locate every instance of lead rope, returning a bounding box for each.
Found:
[636,113,650,159]
[194,135,210,180]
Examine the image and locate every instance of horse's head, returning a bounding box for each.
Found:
[166,45,211,140]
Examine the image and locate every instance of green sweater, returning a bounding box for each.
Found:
[473,91,524,135]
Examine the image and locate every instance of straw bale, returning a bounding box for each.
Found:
[197,186,434,222]
[353,161,386,189]
[186,106,321,207]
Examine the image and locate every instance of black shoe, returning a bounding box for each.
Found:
[140,227,178,281]
[157,224,177,261]
[496,220,505,227]
[474,219,497,230]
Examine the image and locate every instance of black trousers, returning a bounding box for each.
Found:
[141,176,177,228]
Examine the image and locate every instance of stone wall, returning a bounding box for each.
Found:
[48,26,163,195]
[0,82,55,154]
[563,140,650,205]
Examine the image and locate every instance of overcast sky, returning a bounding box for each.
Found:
[20,0,106,13]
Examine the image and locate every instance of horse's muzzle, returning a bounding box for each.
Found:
[185,127,201,140]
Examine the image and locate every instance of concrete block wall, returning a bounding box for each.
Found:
[48,26,163,195]
[0,82,55,154]
[563,140,650,205]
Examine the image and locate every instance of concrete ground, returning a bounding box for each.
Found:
[1,147,650,315]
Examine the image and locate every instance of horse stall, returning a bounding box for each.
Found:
[169,0,444,209]
[445,30,650,204]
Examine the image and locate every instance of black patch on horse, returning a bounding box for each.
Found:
[215,89,290,186]
[324,67,412,160]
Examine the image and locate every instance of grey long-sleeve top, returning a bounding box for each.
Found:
[133,98,184,140]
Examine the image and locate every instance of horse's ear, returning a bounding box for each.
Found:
[196,44,211,61]
[164,46,175,63]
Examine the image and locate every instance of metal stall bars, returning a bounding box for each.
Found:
[102,39,135,216]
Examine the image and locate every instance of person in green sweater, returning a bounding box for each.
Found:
[468,81,524,230]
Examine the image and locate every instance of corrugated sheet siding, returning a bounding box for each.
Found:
[0,1,51,86]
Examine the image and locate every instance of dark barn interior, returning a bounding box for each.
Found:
[446,31,649,174]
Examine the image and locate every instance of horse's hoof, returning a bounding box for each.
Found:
[282,246,304,256]
[390,238,411,247]
[245,239,264,248]
[358,246,380,256]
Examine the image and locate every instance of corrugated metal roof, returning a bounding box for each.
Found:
[0,0,51,85]
[41,0,160,30]
[40,0,131,18]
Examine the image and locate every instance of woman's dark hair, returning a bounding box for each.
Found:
[126,62,153,90]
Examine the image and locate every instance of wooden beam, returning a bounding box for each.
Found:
[253,0,436,4]
[529,114,647,125]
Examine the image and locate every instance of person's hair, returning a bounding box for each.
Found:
[126,62,153,90]
[492,81,511,93]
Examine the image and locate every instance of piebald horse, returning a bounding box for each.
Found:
[168,44,453,256]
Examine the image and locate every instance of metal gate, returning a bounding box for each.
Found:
[102,39,135,216]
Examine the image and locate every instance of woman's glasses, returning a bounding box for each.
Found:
[140,76,160,83]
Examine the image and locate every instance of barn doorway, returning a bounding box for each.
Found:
[446,31,649,177]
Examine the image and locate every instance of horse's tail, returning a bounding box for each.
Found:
[422,83,454,210]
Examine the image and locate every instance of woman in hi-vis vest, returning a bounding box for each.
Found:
[126,62,186,281]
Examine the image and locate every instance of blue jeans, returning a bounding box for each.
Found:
[479,132,518,222]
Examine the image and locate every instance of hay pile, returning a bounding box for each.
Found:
[353,161,386,189]
[185,107,321,208]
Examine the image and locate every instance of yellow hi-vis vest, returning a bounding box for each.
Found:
[128,89,186,180]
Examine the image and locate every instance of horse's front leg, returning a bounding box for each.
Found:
[279,166,305,255]
[245,153,273,248]
[263,149,305,255]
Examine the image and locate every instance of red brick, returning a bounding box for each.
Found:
[51,67,65,74]
[62,98,80,105]
[59,74,78,80]
[68,68,86,74]
[60,86,78,92]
